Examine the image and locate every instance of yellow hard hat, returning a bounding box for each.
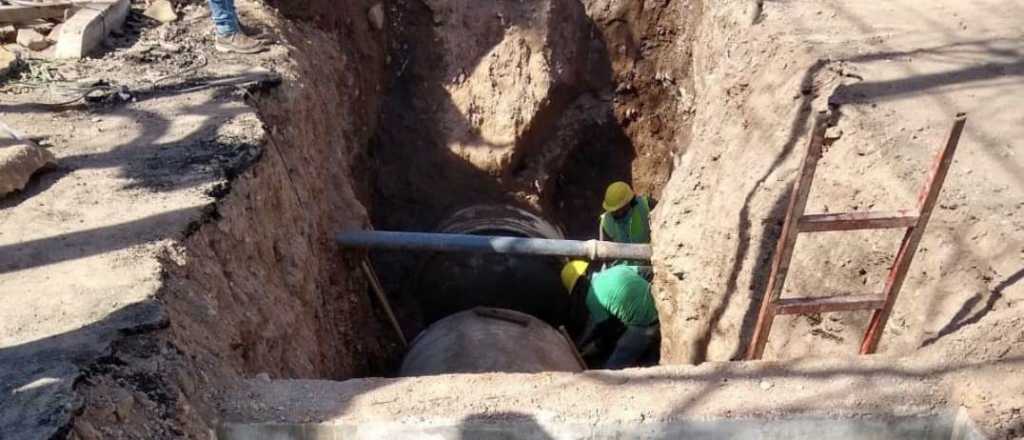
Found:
[602,181,635,212]
[561,260,589,293]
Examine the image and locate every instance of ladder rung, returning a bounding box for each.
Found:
[798,211,918,233]
[774,294,886,315]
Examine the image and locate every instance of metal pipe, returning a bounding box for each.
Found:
[336,230,652,261]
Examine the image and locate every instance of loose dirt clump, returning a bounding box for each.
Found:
[0,139,55,196]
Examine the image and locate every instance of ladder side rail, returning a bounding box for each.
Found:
[746,111,832,360]
[860,114,967,354]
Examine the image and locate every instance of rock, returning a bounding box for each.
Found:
[143,0,178,23]
[111,388,135,422]
[825,126,843,141]
[368,3,385,30]
[0,25,15,43]
[0,141,56,197]
[16,28,51,51]
[0,46,16,78]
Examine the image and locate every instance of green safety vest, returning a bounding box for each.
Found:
[586,265,658,326]
[600,196,651,244]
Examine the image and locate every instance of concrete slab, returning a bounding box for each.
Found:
[218,410,985,440]
[53,0,128,59]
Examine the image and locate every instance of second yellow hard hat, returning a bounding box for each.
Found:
[561,260,590,293]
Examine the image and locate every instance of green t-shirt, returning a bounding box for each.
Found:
[586,265,658,326]
[599,196,651,244]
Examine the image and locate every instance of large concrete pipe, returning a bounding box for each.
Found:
[410,205,573,326]
[399,307,584,376]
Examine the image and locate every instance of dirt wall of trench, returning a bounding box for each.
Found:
[363,0,700,335]
[68,3,401,438]
[369,0,698,240]
[163,9,396,382]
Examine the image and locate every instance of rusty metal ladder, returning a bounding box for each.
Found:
[746,111,967,360]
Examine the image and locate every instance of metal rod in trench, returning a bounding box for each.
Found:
[361,260,408,347]
[337,230,653,261]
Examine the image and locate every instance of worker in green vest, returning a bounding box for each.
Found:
[599,181,653,244]
[561,260,660,369]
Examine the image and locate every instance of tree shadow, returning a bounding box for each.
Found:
[1,70,278,192]
[0,164,66,210]
[0,205,206,274]
[922,266,1022,346]
[0,72,280,275]
[0,300,166,439]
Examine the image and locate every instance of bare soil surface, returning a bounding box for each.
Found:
[654,0,1023,364]
[1,4,280,436]
[2,0,399,438]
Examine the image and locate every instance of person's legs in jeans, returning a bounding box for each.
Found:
[604,323,659,369]
[207,0,263,53]
[207,0,239,36]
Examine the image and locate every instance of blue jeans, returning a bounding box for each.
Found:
[605,323,660,369]
[207,0,239,36]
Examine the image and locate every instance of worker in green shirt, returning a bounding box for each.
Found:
[561,260,660,369]
[599,181,654,244]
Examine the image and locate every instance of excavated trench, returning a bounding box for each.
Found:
[352,0,700,370]
[71,3,696,436]
[68,0,994,438]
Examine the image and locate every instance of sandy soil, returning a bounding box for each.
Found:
[654,0,1023,363]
